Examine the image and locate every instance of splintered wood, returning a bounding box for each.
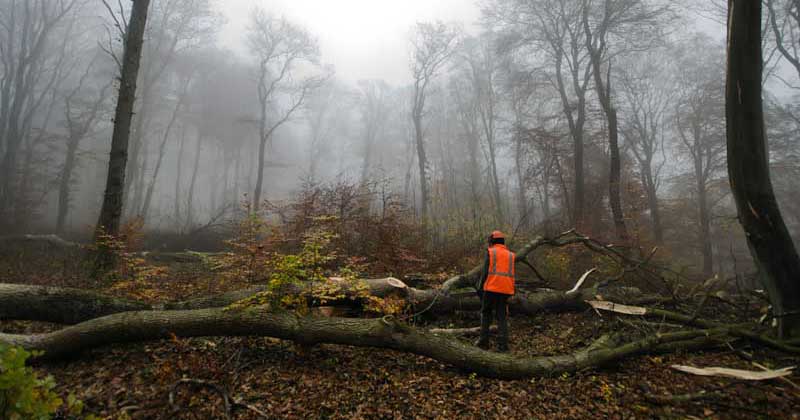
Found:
[566,268,597,295]
[671,365,795,381]
[585,300,648,315]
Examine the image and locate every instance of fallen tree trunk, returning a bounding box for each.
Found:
[0,278,655,325]
[0,306,729,378]
[0,283,151,324]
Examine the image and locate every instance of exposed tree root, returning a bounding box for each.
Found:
[0,306,730,379]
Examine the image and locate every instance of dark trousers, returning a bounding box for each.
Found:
[479,291,510,349]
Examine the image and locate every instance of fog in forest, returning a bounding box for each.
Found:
[1,0,798,280]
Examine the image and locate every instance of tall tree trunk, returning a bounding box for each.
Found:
[554,50,586,230]
[253,135,267,213]
[644,174,663,244]
[514,132,528,230]
[131,135,149,216]
[124,88,152,216]
[696,166,713,277]
[412,111,430,223]
[360,130,374,185]
[583,13,628,242]
[233,143,242,203]
[605,105,628,241]
[173,128,186,229]
[95,0,152,238]
[186,133,202,229]
[467,130,481,225]
[486,137,504,226]
[142,93,184,222]
[726,0,800,338]
[56,139,79,234]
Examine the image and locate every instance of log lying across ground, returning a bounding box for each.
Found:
[0,230,665,325]
[0,306,731,378]
[0,283,151,324]
[0,279,654,325]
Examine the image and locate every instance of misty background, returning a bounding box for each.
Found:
[0,0,798,279]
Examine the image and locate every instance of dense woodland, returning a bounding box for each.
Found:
[1,0,800,419]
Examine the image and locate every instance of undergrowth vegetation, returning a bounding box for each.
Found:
[0,344,86,420]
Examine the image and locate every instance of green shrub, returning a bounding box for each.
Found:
[0,344,83,420]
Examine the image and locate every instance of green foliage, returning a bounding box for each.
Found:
[0,344,84,420]
[219,213,404,315]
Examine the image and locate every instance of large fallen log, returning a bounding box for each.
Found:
[0,283,151,324]
[0,306,729,378]
[0,278,655,325]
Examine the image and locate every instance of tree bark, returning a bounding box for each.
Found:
[56,139,80,234]
[95,0,152,238]
[696,162,713,277]
[0,306,725,378]
[174,129,186,229]
[0,278,651,325]
[186,133,203,229]
[0,283,150,324]
[554,49,587,230]
[412,97,430,224]
[726,0,800,338]
[253,134,267,212]
[643,173,663,244]
[583,9,628,242]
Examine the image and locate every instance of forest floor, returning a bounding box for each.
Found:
[2,258,800,419]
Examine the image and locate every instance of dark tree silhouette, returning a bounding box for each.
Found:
[726,0,800,338]
[96,0,152,239]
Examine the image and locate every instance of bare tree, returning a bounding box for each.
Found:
[675,34,727,277]
[125,0,219,218]
[767,0,800,81]
[305,78,345,183]
[581,0,671,242]
[410,21,459,224]
[358,79,392,185]
[618,52,672,244]
[0,0,78,227]
[457,34,505,226]
[488,0,595,229]
[56,56,112,234]
[247,10,326,212]
[140,63,194,221]
[95,0,152,240]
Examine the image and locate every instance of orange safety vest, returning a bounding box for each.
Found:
[483,244,515,295]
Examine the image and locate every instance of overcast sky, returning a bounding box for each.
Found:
[216,0,481,85]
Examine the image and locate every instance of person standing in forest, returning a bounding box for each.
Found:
[474,230,516,352]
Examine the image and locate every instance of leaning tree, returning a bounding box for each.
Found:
[726,0,800,338]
